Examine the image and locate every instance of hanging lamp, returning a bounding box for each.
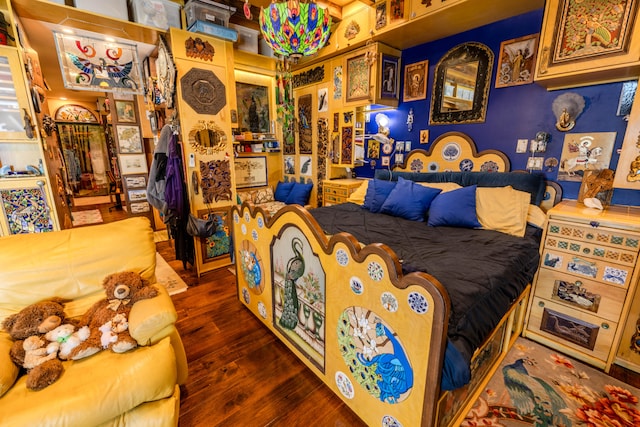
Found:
[259,0,332,60]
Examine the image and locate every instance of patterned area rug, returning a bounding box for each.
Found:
[155,252,188,296]
[463,337,640,426]
[71,209,103,227]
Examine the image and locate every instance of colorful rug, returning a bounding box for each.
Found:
[463,337,640,426]
[155,252,188,296]
[71,209,103,227]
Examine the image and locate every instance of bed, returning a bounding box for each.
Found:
[231,132,561,426]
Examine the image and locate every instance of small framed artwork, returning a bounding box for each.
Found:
[403,60,428,102]
[381,156,390,166]
[116,125,143,154]
[318,87,329,112]
[115,100,136,123]
[284,156,295,175]
[128,189,148,202]
[200,208,231,263]
[404,141,411,152]
[234,156,268,188]
[375,1,387,30]
[420,129,429,144]
[123,174,147,189]
[495,34,539,88]
[300,155,313,176]
[390,0,404,21]
[346,54,370,102]
[129,201,151,214]
[119,154,148,175]
[380,55,399,99]
[527,156,543,170]
[395,153,404,164]
[395,140,405,153]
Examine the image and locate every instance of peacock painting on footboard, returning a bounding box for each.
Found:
[272,226,326,371]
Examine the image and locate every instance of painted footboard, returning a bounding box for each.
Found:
[232,203,450,427]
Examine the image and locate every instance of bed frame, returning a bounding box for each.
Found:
[231,132,561,426]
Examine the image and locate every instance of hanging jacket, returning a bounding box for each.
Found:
[146,124,171,214]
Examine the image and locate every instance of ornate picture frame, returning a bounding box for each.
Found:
[115,100,136,123]
[380,55,399,99]
[234,156,268,188]
[346,54,370,102]
[496,34,539,88]
[403,60,428,102]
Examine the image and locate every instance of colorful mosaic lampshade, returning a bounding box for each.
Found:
[259,0,332,59]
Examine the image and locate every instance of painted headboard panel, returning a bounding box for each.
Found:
[394,132,511,173]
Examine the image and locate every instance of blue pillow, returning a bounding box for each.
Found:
[274,181,295,202]
[380,177,442,221]
[427,185,481,228]
[285,182,313,205]
[362,179,397,213]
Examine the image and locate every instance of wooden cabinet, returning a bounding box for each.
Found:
[0,45,37,142]
[322,178,364,206]
[616,285,640,373]
[535,0,640,90]
[525,201,640,370]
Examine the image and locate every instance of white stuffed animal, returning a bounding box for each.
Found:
[99,313,129,349]
[22,336,58,370]
[45,324,91,360]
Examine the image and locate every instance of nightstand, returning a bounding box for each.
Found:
[524,200,640,371]
[322,179,364,206]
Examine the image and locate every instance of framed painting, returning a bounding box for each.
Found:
[552,0,637,64]
[129,201,150,214]
[375,1,387,30]
[200,208,231,263]
[235,82,270,133]
[119,154,148,175]
[127,189,148,202]
[116,125,143,154]
[298,94,313,154]
[53,31,143,95]
[346,54,370,102]
[115,100,136,123]
[234,156,268,188]
[403,60,428,102]
[123,174,147,189]
[496,34,539,88]
[380,55,399,99]
[557,132,616,182]
[390,0,405,21]
[340,126,353,165]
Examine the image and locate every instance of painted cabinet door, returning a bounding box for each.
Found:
[0,177,55,235]
[535,0,640,89]
[0,45,36,142]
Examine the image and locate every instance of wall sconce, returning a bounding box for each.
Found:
[376,113,390,135]
[552,92,585,132]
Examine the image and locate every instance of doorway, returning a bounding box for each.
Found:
[57,123,110,199]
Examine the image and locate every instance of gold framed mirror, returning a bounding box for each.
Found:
[188,120,228,155]
[430,42,494,125]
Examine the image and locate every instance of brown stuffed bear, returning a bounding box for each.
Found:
[68,271,159,360]
[1,298,70,390]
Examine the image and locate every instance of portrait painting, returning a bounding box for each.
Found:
[381,55,399,99]
[403,60,428,102]
[236,82,270,133]
[496,34,538,88]
[115,100,136,123]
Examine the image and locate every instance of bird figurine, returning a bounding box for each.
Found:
[502,357,570,426]
[279,237,305,330]
[357,322,413,403]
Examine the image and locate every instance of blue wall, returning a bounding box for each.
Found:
[355,9,640,206]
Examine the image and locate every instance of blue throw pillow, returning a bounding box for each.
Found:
[274,181,295,202]
[380,177,441,221]
[362,179,397,213]
[285,182,313,205]
[427,185,481,228]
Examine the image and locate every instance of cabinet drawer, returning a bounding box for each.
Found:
[547,220,640,253]
[324,186,349,197]
[544,235,638,268]
[541,248,635,288]
[536,268,626,322]
[528,296,617,362]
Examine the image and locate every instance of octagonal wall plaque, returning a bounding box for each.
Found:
[180,68,226,115]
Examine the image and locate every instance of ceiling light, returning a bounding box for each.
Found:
[259,0,332,60]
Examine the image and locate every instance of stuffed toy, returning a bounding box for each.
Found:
[68,271,158,360]
[44,324,91,360]
[1,298,70,390]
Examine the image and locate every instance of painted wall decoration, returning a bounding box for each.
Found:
[284,156,295,175]
[390,0,404,21]
[333,66,343,100]
[53,31,143,95]
[0,186,54,234]
[318,87,329,112]
[200,159,232,203]
[185,37,215,61]
[341,126,353,165]
[552,0,637,64]
[236,82,270,133]
[317,118,329,206]
[337,306,413,403]
[558,132,616,182]
[54,104,98,123]
[200,209,231,263]
[235,156,268,188]
[299,155,312,176]
[332,133,340,164]
[346,54,370,102]
[239,239,264,293]
[180,68,226,115]
[381,55,399,99]
[495,33,538,88]
[298,94,313,154]
[403,60,428,102]
[272,227,326,371]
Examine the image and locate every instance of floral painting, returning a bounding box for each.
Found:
[200,209,230,263]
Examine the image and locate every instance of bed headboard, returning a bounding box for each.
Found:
[375,132,562,209]
[394,132,511,173]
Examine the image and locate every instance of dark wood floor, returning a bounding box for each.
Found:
[78,202,640,426]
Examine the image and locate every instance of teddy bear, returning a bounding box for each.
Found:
[44,324,91,360]
[1,298,71,390]
[67,271,158,360]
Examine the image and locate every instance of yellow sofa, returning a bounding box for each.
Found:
[0,217,188,426]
